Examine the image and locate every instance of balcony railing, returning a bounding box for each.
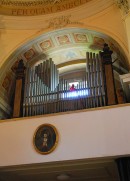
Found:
[23,87,106,117]
[13,45,120,118]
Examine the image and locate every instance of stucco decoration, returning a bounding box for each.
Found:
[23,48,36,61]
[11,60,19,73]
[90,37,105,50]
[39,39,54,51]
[48,15,83,29]
[115,0,129,14]
[2,74,12,92]
[73,33,88,43]
[2,71,15,99]
[56,35,71,45]
[0,0,67,6]
[2,28,128,71]
[0,0,92,16]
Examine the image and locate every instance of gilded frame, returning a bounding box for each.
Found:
[33,124,59,154]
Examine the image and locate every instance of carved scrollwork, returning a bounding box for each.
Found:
[115,0,129,14]
[48,15,71,29]
[48,15,83,29]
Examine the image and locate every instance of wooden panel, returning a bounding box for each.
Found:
[13,79,22,118]
[116,88,124,104]
[105,64,116,105]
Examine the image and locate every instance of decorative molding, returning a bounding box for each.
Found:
[48,15,83,29]
[115,0,129,14]
[53,0,63,4]
[23,48,36,61]
[0,0,92,16]
[39,39,54,51]
[0,0,90,7]
[0,97,12,117]
[0,0,66,6]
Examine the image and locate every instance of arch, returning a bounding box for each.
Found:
[0,26,129,79]
[0,27,129,119]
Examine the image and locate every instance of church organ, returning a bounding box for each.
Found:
[13,44,118,118]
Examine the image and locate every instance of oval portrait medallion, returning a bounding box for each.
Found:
[33,124,58,154]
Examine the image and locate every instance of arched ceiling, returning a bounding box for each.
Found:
[0,27,129,117]
[2,27,128,77]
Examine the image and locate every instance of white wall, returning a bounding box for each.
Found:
[0,104,130,167]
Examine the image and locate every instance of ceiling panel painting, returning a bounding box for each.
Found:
[10,28,129,71]
[63,50,79,60]
[73,33,88,43]
[39,39,54,51]
[0,28,128,88]
[56,34,72,45]
[2,74,12,93]
[90,36,105,50]
[23,47,37,61]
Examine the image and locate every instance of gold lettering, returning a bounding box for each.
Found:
[34,9,38,15]
[74,0,80,6]
[23,9,28,16]
[17,9,24,16]
[39,8,46,14]
[60,4,68,11]
[80,0,90,3]
[68,2,74,9]
[56,5,61,11]
[45,7,53,13]
[12,9,17,15]
[10,0,91,16]
[29,9,36,15]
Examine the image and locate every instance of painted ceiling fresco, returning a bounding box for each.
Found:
[4,28,129,73]
[16,29,127,69]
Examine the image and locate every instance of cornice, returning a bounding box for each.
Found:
[0,0,114,29]
[0,0,92,16]
[0,0,65,6]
